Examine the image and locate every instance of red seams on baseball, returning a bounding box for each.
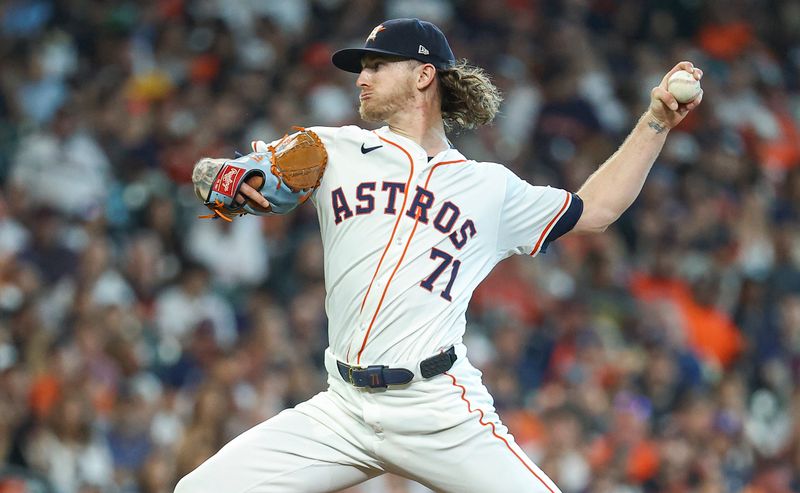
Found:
[667,70,701,104]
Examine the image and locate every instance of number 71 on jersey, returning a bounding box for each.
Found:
[420,248,460,301]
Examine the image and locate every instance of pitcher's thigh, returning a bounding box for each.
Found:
[382,370,562,493]
[175,394,381,493]
[423,420,560,493]
[391,415,561,493]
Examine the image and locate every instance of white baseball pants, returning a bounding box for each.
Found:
[174,351,561,493]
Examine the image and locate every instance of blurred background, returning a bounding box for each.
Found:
[0,0,799,492]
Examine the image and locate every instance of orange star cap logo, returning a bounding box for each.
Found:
[366,24,385,42]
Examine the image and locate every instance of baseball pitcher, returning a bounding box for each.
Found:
[181,18,703,493]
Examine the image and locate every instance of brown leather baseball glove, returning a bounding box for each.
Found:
[193,128,327,220]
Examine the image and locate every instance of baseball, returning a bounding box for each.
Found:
[667,70,701,104]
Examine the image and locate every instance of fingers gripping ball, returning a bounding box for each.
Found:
[192,129,328,220]
[667,70,701,104]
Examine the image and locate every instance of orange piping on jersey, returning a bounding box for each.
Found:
[359,134,415,316]
[529,191,571,256]
[356,158,466,364]
[446,372,558,493]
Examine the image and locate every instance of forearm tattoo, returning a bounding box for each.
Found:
[648,120,667,134]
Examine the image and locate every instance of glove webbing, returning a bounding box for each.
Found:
[268,126,325,194]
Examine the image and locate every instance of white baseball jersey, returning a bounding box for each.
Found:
[307,125,577,366]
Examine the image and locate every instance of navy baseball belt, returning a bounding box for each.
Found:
[336,346,457,388]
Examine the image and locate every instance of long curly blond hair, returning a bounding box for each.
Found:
[438,60,503,131]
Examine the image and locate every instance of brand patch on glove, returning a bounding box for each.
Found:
[212,164,246,197]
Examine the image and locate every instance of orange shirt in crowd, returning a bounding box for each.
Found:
[698,21,753,60]
[630,273,744,367]
[587,435,661,484]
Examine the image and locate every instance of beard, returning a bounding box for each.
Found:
[359,79,416,122]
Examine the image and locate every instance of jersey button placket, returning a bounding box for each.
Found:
[354,155,421,363]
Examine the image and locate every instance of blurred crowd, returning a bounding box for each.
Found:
[1,0,799,492]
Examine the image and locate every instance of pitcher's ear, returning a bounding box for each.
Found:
[416,64,437,90]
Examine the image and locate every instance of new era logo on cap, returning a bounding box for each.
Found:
[332,18,456,73]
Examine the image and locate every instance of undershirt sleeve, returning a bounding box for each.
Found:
[539,193,583,254]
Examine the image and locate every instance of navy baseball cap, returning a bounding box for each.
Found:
[332,18,456,73]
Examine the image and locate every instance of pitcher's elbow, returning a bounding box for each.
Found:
[573,207,616,233]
